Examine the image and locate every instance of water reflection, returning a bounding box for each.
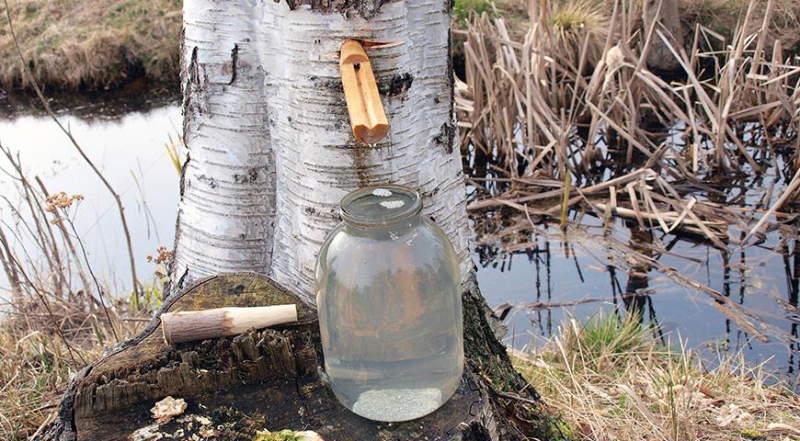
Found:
[619,225,655,324]
[473,214,800,384]
[470,180,800,388]
[0,98,182,297]
[0,87,178,121]
[779,235,800,378]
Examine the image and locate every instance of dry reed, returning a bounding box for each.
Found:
[457,0,799,278]
[457,0,800,356]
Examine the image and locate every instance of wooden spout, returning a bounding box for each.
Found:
[340,40,389,144]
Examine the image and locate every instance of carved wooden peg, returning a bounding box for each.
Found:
[340,39,389,144]
[161,304,298,344]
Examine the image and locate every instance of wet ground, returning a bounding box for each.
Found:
[1,94,798,389]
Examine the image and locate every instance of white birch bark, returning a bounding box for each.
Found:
[172,0,275,288]
[174,0,471,302]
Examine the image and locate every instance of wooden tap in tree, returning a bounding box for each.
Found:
[340,40,389,144]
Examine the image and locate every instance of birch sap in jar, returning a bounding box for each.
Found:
[315,185,464,422]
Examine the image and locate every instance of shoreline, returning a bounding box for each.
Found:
[0,81,179,119]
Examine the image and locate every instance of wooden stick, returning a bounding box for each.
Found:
[162,305,298,345]
[340,40,389,144]
[518,290,657,311]
[468,169,648,211]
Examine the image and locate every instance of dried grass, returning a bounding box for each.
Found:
[0,0,181,91]
[483,0,800,52]
[550,1,610,68]
[679,0,800,51]
[0,143,158,439]
[514,312,800,440]
[0,301,144,439]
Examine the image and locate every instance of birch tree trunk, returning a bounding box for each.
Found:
[171,0,274,287]
[172,0,470,303]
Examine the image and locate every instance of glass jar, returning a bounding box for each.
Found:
[315,184,464,422]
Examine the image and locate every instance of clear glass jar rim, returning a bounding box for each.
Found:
[340,184,423,228]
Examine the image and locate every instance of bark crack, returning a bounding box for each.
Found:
[229,44,239,85]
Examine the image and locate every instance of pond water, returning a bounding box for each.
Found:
[473,212,800,385]
[0,95,798,389]
[0,94,181,297]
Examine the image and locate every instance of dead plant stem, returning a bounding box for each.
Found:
[3,0,141,301]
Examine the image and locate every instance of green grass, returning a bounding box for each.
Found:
[514,311,800,441]
[453,0,497,26]
[571,311,649,358]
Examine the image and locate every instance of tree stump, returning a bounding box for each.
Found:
[36,273,563,441]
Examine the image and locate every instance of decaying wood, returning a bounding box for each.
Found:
[161,304,298,344]
[37,273,563,441]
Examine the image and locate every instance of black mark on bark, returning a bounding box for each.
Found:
[310,75,344,93]
[178,152,191,198]
[447,31,456,154]
[229,44,239,85]
[234,168,259,184]
[378,73,413,97]
[182,45,200,138]
[311,73,412,98]
[434,122,457,154]
[188,46,200,85]
[197,175,217,189]
[304,206,339,220]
